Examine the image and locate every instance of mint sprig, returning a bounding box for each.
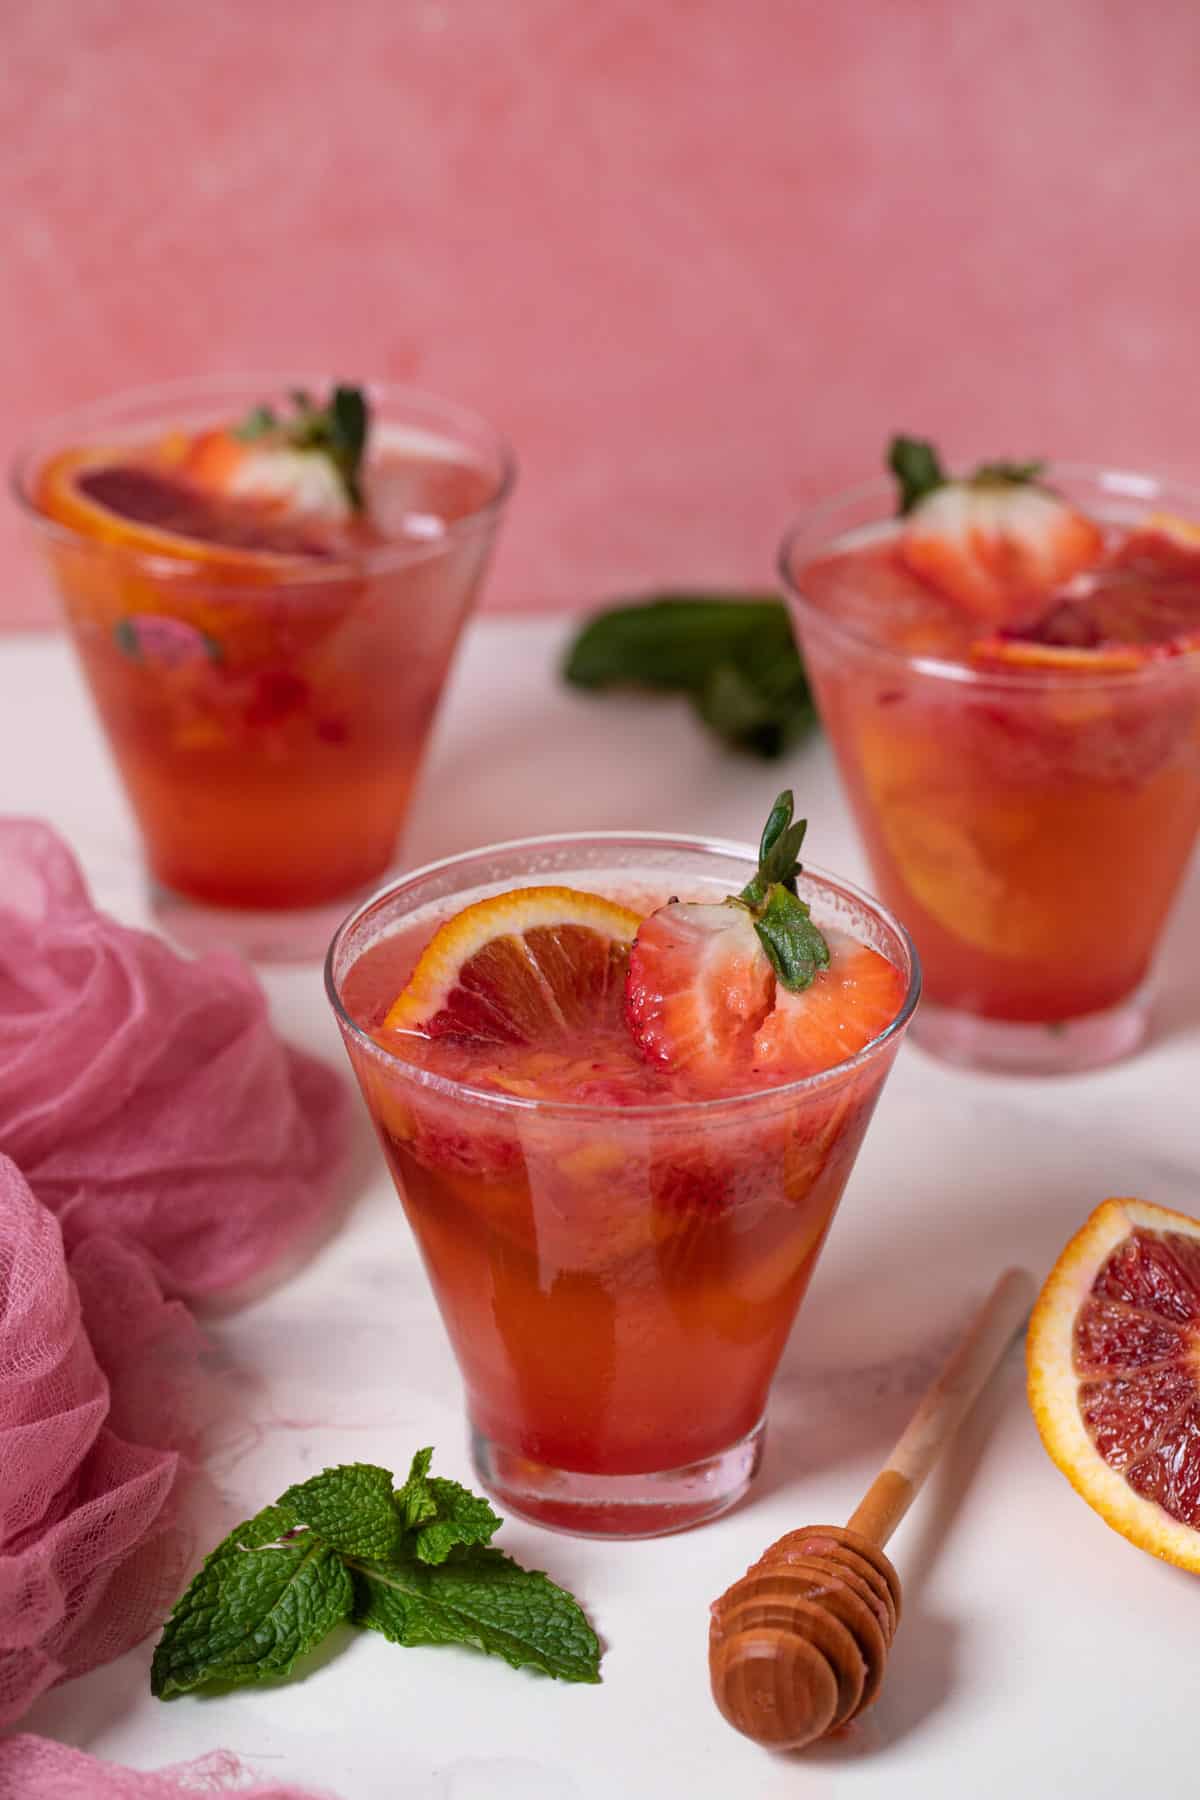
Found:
[234,383,371,511]
[351,1546,602,1683]
[151,1452,600,1698]
[888,434,1047,516]
[730,790,830,992]
[563,594,816,759]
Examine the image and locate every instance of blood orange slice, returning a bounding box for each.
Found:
[1027,1197,1200,1570]
[972,519,1200,673]
[383,887,644,1045]
[35,441,345,570]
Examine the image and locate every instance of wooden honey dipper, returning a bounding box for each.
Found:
[709,1266,1035,1751]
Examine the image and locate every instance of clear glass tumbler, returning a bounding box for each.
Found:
[781,468,1200,1075]
[326,832,919,1536]
[13,376,514,960]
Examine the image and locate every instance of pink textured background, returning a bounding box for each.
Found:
[4,0,1198,625]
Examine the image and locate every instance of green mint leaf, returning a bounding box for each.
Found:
[750,881,831,992]
[350,1545,602,1683]
[413,1478,502,1564]
[565,594,784,690]
[278,1463,402,1560]
[888,435,947,515]
[392,1449,498,1558]
[394,1446,439,1530]
[732,790,830,992]
[151,1505,353,1698]
[692,662,814,760]
[563,595,816,760]
[971,457,1046,487]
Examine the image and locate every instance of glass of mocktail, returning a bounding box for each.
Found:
[326,803,919,1536]
[781,452,1200,1075]
[13,376,514,960]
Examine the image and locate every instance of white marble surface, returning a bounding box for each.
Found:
[4,617,1199,1799]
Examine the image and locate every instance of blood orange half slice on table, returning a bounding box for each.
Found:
[383,887,644,1044]
[1027,1197,1200,1570]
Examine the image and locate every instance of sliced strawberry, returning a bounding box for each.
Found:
[898,480,1103,627]
[752,931,905,1078]
[624,901,774,1082]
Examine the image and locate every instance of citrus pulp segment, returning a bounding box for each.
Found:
[1027,1197,1200,1571]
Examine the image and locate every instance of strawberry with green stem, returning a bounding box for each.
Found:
[625,792,903,1085]
[889,434,1104,627]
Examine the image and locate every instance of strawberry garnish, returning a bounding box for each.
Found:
[752,931,906,1077]
[624,901,775,1077]
[888,435,1103,627]
[625,791,831,1084]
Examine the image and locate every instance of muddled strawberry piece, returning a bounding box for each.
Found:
[752,932,905,1078]
[624,902,775,1081]
[898,480,1104,627]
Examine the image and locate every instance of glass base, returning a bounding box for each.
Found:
[470,1418,765,1538]
[912,985,1150,1076]
[149,879,375,964]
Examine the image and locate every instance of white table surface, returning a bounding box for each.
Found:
[4,616,1199,1800]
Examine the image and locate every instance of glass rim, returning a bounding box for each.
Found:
[324,828,922,1120]
[779,462,1200,692]
[10,371,518,587]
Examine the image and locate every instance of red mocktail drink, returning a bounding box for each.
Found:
[327,812,918,1535]
[15,377,513,959]
[782,452,1200,1073]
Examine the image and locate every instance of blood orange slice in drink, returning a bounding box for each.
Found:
[1027,1197,1200,1570]
[972,518,1200,673]
[383,887,643,1044]
[36,441,347,569]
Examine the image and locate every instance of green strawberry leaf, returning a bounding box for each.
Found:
[350,1544,602,1683]
[888,434,948,515]
[731,789,830,992]
[278,1463,402,1561]
[971,457,1046,487]
[150,1505,353,1698]
[233,384,371,511]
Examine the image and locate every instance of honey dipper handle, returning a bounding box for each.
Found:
[847,1266,1036,1549]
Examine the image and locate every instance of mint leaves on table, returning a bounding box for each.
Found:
[235,384,371,511]
[151,1452,601,1698]
[888,434,1047,515]
[730,789,830,992]
[563,592,817,759]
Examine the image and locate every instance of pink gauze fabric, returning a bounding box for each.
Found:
[0,1737,337,1797]
[0,817,351,1764]
[0,819,350,1303]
